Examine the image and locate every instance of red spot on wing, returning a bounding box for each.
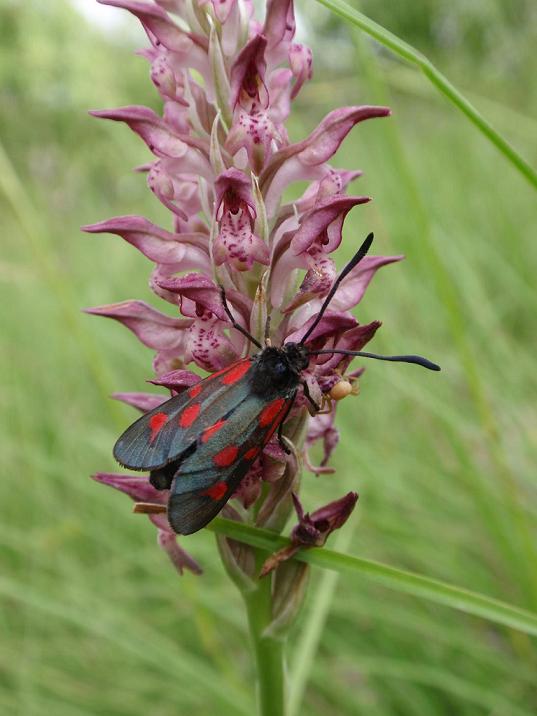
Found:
[244,447,258,460]
[203,481,227,501]
[149,412,168,442]
[188,383,202,398]
[205,359,251,385]
[179,403,200,428]
[222,360,251,385]
[207,363,233,380]
[202,419,226,443]
[213,445,239,467]
[259,398,286,427]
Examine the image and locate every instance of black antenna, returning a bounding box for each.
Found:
[308,349,440,371]
[300,232,374,346]
[220,285,263,350]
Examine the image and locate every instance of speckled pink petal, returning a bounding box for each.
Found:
[184,315,239,371]
[282,247,336,312]
[213,209,270,271]
[226,108,279,173]
[150,51,179,99]
[85,300,192,351]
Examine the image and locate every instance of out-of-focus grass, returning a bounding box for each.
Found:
[0,1,535,714]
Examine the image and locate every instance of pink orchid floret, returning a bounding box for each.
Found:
[87,0,398,571]
[212,168,269,270]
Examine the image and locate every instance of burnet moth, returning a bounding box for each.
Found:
[114,233,440,535]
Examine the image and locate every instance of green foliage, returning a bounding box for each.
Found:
[0,1,536,714]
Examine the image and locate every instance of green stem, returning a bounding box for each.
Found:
[242,574,286,716]
[207,519,537,638]
[288,523,355,716]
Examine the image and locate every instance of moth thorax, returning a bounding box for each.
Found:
[282,342,309,372]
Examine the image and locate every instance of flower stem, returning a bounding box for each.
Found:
[243,571,286,716]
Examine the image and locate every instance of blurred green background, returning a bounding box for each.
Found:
[1,0,536,714]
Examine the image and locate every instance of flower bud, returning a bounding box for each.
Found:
[216,506,257,590]
[329,379,353,401]
[264,561,309,637]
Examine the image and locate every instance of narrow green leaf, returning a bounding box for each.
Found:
[312,0,537,190]
[0,140,124,428]
[207,519,537,637]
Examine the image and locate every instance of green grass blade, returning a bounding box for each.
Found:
[312,0,537,190]
[0,576,251,715]
[287,523,355,716]
[208,519,537,637]
[0,140,125,429]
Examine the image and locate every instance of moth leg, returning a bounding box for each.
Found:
[276,395,296,454]
[301,380,320,413]
[263,313,272,346]
[219,285,263,350]
[317,394,334,415]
